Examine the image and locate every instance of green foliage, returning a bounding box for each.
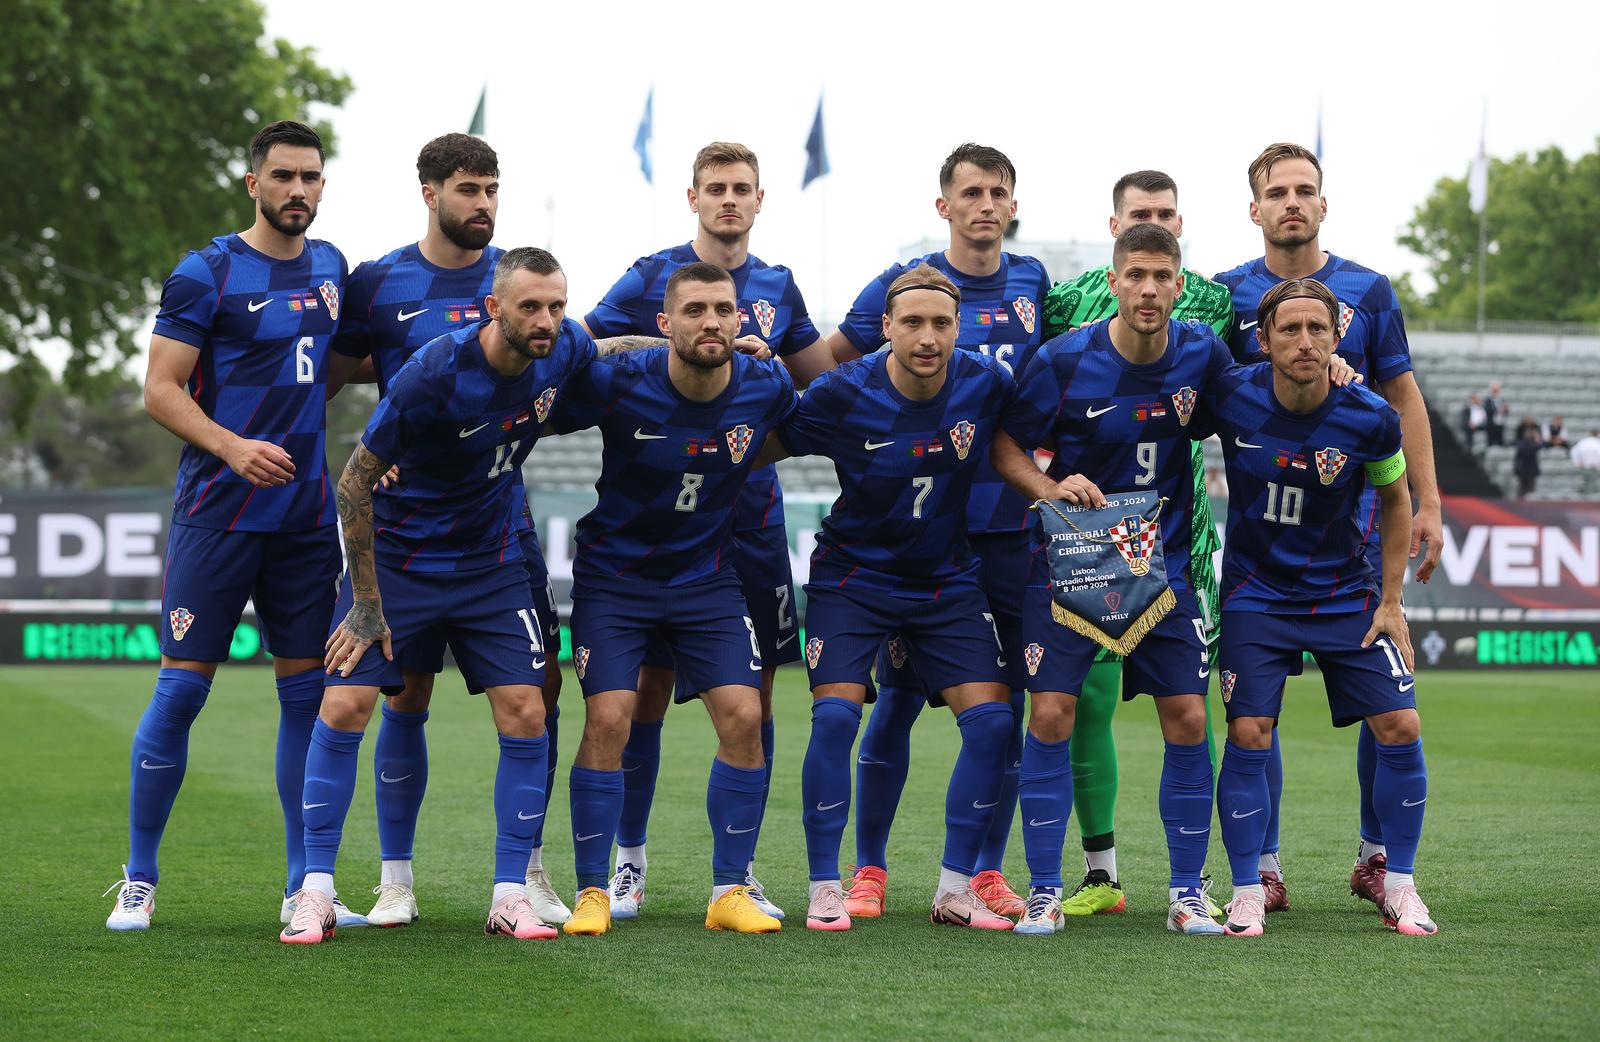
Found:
[1399,139,1600,323]
[0,0,350,426]
[0,363,178,488]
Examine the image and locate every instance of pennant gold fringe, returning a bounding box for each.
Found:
[1051,585,1176,657]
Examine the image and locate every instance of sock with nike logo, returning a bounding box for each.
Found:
[802,697,862,881]
[974,691,1026,874]
[1161,739,1213,889]
[707,758,766,886]
[374,703,429,866]
[852,684,922,870]
[1373,738,1426,874]
[1019,732,1073,891]
[1217,740,1272,886]
[302,719,365,877]
[943,702,1012,875]
[275,668,323,896]
[569,766,623,891]
[127,667,212,883]
[1262,728,1284,860]
[1356,721,1384,847]
[494,732,548,884]
[617,719,663,850]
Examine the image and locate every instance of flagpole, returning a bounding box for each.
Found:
[1474,102,1488,348]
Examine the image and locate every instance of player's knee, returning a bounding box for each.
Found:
[491,688,546,738]
[1158,696,1208,744]
[1228,716,1274,749]
[320,687,375,731]
[1368,707,1420,745]
[1028,694,1076,742]
[583,693,634,736]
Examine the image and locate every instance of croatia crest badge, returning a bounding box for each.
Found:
[318,280,341,322]
[1315,446,1348,485]
[725,424,754,464]
[1171,386,1197,427]
[1338,302,1355,337]
[1108,513,1159,577]
[752,299,776,339]
[1220,669,1236,703]
[533,386,558,423]
[887,636,908,669]
[574,646,591,680]
[949,419,976,461]
[1012,296,1036,334]
[1024,642,1045,677]
[805,636,825,669]
[169,607,195,642]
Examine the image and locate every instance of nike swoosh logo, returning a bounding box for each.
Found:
[1086,405,1117,418]
[1179,826,1209,834]
[725,825,757,834]
[1239,320,1258,330]
[380,772,413,784]
[1028,818,1060,827]
[575,832,604,842]
[396,308,428,322]
[1198,666,1210,679]
[864,439,893,450]
[247,299,274,312]
[776,632,797,650]
[531,658,546,670]
[459,422,491,438]
[139,759,176,770]
[634,428,667,440]
[518,811,544,820]
[302,802,328,810]
[856,756,886,766]
[1231,808,1264,819]
[972,800,998,809]
[1402,797,1426,807]
[623,764,643,773]
[749,659,762,671]
[1234,437,1263,449]
[815,800,845,812]
[1398,681,1415,692]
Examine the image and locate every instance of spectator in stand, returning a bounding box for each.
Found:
[1461,393,1486,451]
[1571,429,1600,497]
[1516,415,1542,445]
[1485,382,1508,446]
[1514,424,1542,498]
[1542,414,1569,449]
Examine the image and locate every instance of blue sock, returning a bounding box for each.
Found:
[302,719,365,878]
[1262,728,1283,855]
[1372,739,1427,874]
[617,719,663,848]
[1217,741,1272,886]
[755,716,775,854]
[943,702,1013,875]
[975,690,1026,873]
[374,703,429,863]
[569,766,624,891]
[1356,721,1383,844]
[1018,732,1073,890]
[853,685,921,869]
[707,758,767,886]
[274,668,322,896]
[1160,739,1214,889]
[537,706,559,849]
[802,697,862,881]
[493,733,548,884]
[126,667,211,883]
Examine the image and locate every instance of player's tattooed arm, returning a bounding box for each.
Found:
[594,335,665,356]
[327,441,394,675]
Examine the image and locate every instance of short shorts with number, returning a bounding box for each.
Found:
[1218,609,1417,727]
[160,522,341,661]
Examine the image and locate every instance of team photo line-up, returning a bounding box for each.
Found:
[104,119,1444,945]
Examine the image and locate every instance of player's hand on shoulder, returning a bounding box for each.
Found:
[325,600,393,676]
[1052,473,1106,508]
[1329,354,1363,386]
[377,464,401,491]
[1361,600,1414,673]
[734,334,772,362]
[225,435,296,488]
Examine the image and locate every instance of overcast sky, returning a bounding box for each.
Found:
[267,0,1594,324]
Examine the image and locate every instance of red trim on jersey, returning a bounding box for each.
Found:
[227,486,257,531]
[187,464,226,516]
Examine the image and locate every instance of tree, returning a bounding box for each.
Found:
[0,360,179,489]
[1398,139,1600,323]
[0,0,350,427]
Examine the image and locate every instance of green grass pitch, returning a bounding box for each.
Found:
[2,666,1596,1041]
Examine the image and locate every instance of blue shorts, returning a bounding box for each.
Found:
[874,530,1030,700]
[330,562,545,696]
[1021,578,1209,700]
[642,524,800,673]
[160,522,340,661]
[1219,609,1417,727]
[569,572,761,701]
[804,577,1005,695]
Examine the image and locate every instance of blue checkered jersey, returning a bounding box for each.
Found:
[360,318,597,573]
[1196,364,1403,613]
[332,243,503,395]
[837,251,1051,536]
[152,234,347,532]
[777,350,1011,598]
[1003,320,1235,588]
[584,242,819,533]
[550,349,798,588]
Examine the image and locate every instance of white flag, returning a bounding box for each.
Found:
[1468,113,1488,214]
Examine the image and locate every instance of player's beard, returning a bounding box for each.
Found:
[440,206,495,251]
[261,198,316,236]
[501,317,555,361]
[1266,215,1319,249]
[673,332,735,370]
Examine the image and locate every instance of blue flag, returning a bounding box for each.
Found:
[1034,491,1175,656]
[803,94,830,189]
[634,86,653,184]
